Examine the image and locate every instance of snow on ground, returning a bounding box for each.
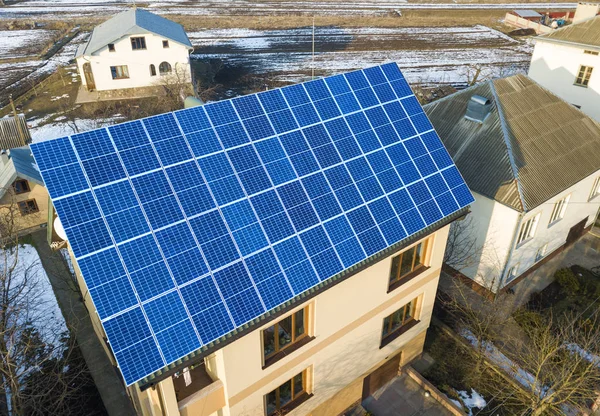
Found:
[566,344,600,367]
[457,389,487,415]
[30,115,126,142]
[0,29,56,59]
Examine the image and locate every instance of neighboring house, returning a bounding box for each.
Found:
[31,64,474,416]
[528,15,600,121]
[573,2,600,24]
[425,74,600,294]
[0,146,48,232]
[76,8,193,94]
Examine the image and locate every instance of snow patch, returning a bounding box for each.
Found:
[457,389,487,415]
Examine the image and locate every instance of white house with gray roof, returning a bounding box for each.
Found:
[528,15,600,122]
[425,75,600,294]
[76,8,193,94]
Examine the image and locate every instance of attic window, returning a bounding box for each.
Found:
[575,65,593,87]
[131,37,147,50]
[13,179,30,194]
[584,50,599,56]
[108,43,115,52]
[464,95,492,123]
[163,40,170,48]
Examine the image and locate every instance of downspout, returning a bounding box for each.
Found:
[495,211,524,299]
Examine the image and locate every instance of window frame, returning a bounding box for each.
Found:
[590,177,600,201]
[506,263,519,283]
[584,50,599,56]
[536,243,548,262]
[264,369,311,416]
[262,306,313,369]
[130,37,147,50]
[516,213,540,246]
[110,65,129,80]
[107,43,115,52]
[575,65,594,87]
[162,40,170,48]
[150,64,157,77]
[13,179,30,194]
[18,199,38,215]
[388,239,430,293]
[159,61,172,75]
[549,194,570,225]
[380,298,419,348]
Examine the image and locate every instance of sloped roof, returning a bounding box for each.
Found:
[514,10,542,18]
[537,15,600,49]
[424,74,600,212]
[0,146,43,198]
[77,8,192,57]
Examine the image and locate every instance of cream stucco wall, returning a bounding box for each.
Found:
[76,32,192,92]
[505,171,600,283]
[0,180,49,232]
[528,40,600,122]
[199,226,451,416]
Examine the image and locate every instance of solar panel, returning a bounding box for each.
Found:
[31,63,474,385]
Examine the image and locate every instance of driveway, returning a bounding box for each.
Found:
[362,374,454,416]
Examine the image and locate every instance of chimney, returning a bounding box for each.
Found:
[465,95,492,123]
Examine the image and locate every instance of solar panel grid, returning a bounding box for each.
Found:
[31,63,474,385]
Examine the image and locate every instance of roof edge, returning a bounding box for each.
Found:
[136,207,470,390]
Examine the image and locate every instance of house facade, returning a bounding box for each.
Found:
[32,64,474,416]
[528,15,600,122]
[425,75,600,293]
[76,8,193,93]
[0,147,48,232]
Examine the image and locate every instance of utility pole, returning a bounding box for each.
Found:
[9,95,26,146]
[312,17,315,80]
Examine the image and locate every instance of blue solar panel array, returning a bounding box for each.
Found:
[31,63,473,385]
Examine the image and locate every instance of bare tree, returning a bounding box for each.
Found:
[152,64,195,112]
[444,215,485,272]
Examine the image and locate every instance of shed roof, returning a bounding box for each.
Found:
[537,15,600,48]
[424,74,600,212]
[76,8,193,58]
[0,146,43,198]
[514,10,543,18]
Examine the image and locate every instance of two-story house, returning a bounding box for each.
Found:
[76,8,193,96]
[32,64,474,416]
[528,15,600,121]
[0,146,48,233]
[425,74,600,295]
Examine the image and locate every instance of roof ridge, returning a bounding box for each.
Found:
[490,79,526,212]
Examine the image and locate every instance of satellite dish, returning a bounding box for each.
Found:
[54,217,67,241]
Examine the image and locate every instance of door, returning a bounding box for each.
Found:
[566,217,589,246]
[362,352,402,400]
[83,63,96,91]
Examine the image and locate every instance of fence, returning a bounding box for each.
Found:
[504,13,553,34]
[0,115,31,149]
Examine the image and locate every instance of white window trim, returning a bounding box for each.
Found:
[535,243,548,262]
[516,213,540,246]
[590,177,600,201]
[549,194,570,225]
[506,263,520,283]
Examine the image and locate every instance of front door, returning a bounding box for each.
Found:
[566,217,589,246]
[362,352,402,400]
[83,63,96,91]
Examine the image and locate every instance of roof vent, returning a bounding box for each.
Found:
[465,95,492,123]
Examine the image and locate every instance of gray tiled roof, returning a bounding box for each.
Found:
[425,74,600,212]
[537,15,600,49]
[77,8,192,57]
[0,146,43,198]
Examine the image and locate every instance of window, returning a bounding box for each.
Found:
[549,194,570,224]
[263,307,310,367]
[388,240,428,291]
[584,50,599,56]
[265,370,310,416]
[131,37,147,50]
[159,61,172,75]
[516,213,540,245]
[381,298,418,347]
[108,43,115,52]
[162,40,170,48]
[506,263,519,283]
[590,177,600,200]
[536,244,548,262]
[575,65,594,87]
[18,199,38,215]
[13,179,30,194]
[110,65,129,80]
[150,64,157,77]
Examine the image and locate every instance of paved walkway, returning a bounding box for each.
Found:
[32,231,136,416]
[362,374,454,416]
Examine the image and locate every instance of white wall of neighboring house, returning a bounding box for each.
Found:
[528,40,600,122]
[76,32,192,92]
[457,191,520,291]
[505,171,600,286]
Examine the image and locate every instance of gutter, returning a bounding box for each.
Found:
[535,37,600,53]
